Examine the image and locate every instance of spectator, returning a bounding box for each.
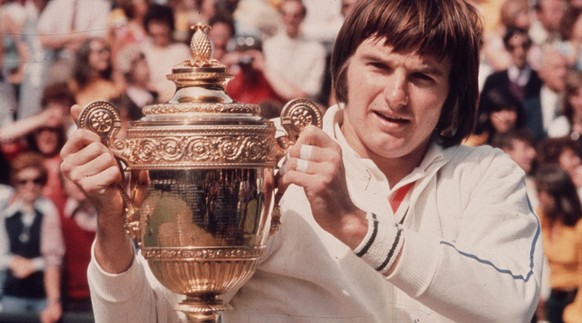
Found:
[530,0,566,47]
[480,27,542,108]
[112,44,158,129]
[109,0,150,69]
[549,70,582,154]
[69,37,123,108]
[59,176,97,313]
[140,4,190,103]
[556,7,582,68]
[207,14,236,63]
[0,0,29,102]
[233,0,281,38]
[491,129,539,208]
[300,0,343,50]
[262,0,326,102]
[28,83,75,214]
[537,136,582,201]
[224,35,284,116]
[0,82,74,214]
[481,0,533,73]
[523,47,569,142]
[37,0,111,86]
[14,0,49,120]
[534,165,582,323]
[466,88,524,146]
[0,152,65,323]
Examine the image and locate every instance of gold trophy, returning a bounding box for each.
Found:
[77,24,322,322]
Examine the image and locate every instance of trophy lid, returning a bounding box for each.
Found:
[138,23,261,121]
[79,23,321,170]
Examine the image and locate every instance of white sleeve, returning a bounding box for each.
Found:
[88,241,184,323]
[388,151,542,322]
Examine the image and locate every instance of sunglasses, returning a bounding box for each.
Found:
[16,177,45,187]
[507,42,531,52]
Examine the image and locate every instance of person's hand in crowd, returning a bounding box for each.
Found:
[41,104,67,128]
[10,255,37,279]
[40,299,62,323]
[247,49,266,72]
[276,125,367,249]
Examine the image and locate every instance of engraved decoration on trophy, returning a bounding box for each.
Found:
[77,23,322,323]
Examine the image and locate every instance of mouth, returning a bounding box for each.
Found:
[373,111,410,125]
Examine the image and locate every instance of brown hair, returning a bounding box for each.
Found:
[10,152,48,187]
[499,0,529,29]
[330,0,483,147]
[563,69,582,123]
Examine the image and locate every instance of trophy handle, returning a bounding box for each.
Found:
[77,101,141,242]
[270,98,323,235]
[276,98,323,156]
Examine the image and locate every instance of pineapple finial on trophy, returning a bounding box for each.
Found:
[189,23,217,67]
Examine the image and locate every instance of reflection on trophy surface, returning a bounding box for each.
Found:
[77,23,322,322]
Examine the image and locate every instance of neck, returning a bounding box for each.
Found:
[373,144,428,187]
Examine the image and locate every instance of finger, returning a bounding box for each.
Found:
[60,129,104,159]
[76,165,123,196]
[299,144,314,161]
[70,104,82,122]
[297,159,309,172]
[293,125,337,149]
[67,147,119,181]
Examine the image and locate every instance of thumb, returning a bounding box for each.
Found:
[70,104,82,123]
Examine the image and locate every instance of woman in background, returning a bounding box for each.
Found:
[535,165,582,323]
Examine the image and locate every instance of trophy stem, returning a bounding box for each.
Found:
[176,294,233,323]
[185,312,220,323]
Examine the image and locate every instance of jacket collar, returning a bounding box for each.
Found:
[324,104,456,192]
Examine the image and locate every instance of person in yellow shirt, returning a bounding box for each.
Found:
[535,165,582,323]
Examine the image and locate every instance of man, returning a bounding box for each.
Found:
[61,0,542,322]
[530,0,565,46]
[139,4,190,103]
[523,47,568,142]
[491,129,539,208]
[480,28,542,108]
[262,0,326,101]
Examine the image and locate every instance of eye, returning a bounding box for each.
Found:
[410,72,436,86]
[367,61,390,74]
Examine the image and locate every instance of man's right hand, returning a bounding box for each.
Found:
[60,105,134,273]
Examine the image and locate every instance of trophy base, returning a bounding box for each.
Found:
[175,295,233,323]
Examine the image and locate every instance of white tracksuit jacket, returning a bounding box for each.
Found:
[88,105,542,323]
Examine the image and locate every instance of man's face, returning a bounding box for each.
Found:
[539,0,564,32]
[281,1,304,38]
[208,22,233,50]
[506,34,530,69]
[541,53,568,92]
[34,127,60,155]
[148,20,171,46]
[341,38,451,162]
[504,139,536,174]
[15,168,44,204]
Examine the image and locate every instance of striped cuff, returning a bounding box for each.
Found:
[353,212,404,274]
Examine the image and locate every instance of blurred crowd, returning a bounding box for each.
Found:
[0,0,582,322]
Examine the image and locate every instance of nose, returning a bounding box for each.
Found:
[384,70,409,109]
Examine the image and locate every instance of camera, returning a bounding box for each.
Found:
[238,56,254,66]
